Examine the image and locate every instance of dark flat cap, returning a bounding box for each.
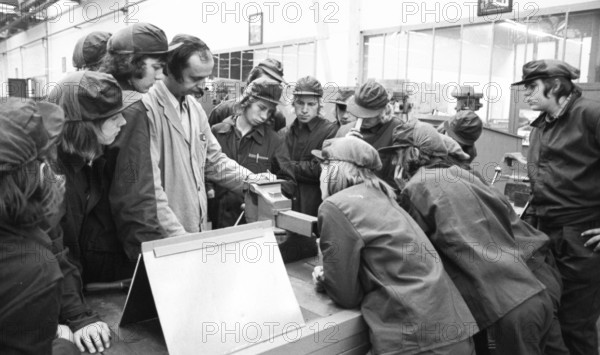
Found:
[72,31,111,69]
[243,77,283,105]
[511,59,580,86]
[47,71,125,122]
[108,23,181,55]
[347,80,389,119]
[325,89,354,105]
[257,58,286,84]
[444,110,483,146]
[312,137,382,171]
[378,120,448,158]
[0,98,65,171]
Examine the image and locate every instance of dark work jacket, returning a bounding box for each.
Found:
[209,98,287,132]
[210,117,295,228]
[401,165,545,329]
[283,116,338,216]
[319,184,476,354]
[103,87,165,261]
[52,151,105,329]
[336,117,405,189]
[0,225,63,354]
[527,89,600,226]
[58,148,132,283]
[58,151,106,266]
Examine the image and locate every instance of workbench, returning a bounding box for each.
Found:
[86,257,370,355]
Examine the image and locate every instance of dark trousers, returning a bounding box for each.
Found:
[531,255,570,355]
[488,290,553,355]
[540,219,600,355]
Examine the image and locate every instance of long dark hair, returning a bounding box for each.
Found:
[0,161,64,228]
[99,52,166,83]
[60,119,107,162]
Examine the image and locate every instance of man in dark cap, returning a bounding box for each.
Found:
[210,78,294,229]
[72,31,111,71]
[209,58,287,131]
[512,59,600,355]
[281,75,338,262]
[324,88,354,126]
[337,80,404,190]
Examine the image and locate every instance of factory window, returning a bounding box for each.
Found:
[361,8,600,133]
[213,41,316,82]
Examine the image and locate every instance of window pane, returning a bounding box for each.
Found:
[212,53,219,78]
[383,32,408,81]
[488,20,525,132]
[266,47,282,62]
[219,53,230,79]
[432,26,461,115]
[282,45,298,82]
[565,10,600,83]
[230,51,241,80]
[407,29,433,85]
[407,29,433,114]
[461,23,493,119]
[253,49,268,65]
[528,14,567,61]
[241,50,254,82]
[298,42,315,77]
[363,35,384,81]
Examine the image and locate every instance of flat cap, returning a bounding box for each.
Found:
[443,110,483,146]
[325,89,354,105]
[379,120,448,158]
[511,59,580,86]
[312,137,382,171]
[72,31,111,69]
[256,58,286,84]
[47,71,124,122]
[0,98,65,171]
[243,77,283,105]
[108,23,181,55]
[293,76,323,97]
[347,80,389,119]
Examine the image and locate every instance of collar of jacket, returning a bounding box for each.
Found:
[58,149,90,173]
[530,87,582,128]
[291,115,322,134]
[153,80,191,142]
[214,116,266,145]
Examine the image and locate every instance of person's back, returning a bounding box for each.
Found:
[315,137,476,354]
[403,165,545,328]
[321,183,476,353]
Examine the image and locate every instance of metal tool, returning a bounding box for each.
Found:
[490,166,502,185]
[85,278,132,293]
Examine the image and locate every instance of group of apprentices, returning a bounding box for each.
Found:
[0,18,598,355]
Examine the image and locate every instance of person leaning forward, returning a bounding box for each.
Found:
[143,34,275,236]
[97,23,180,267]
[388,120,555,355]
[512,59,600,355]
